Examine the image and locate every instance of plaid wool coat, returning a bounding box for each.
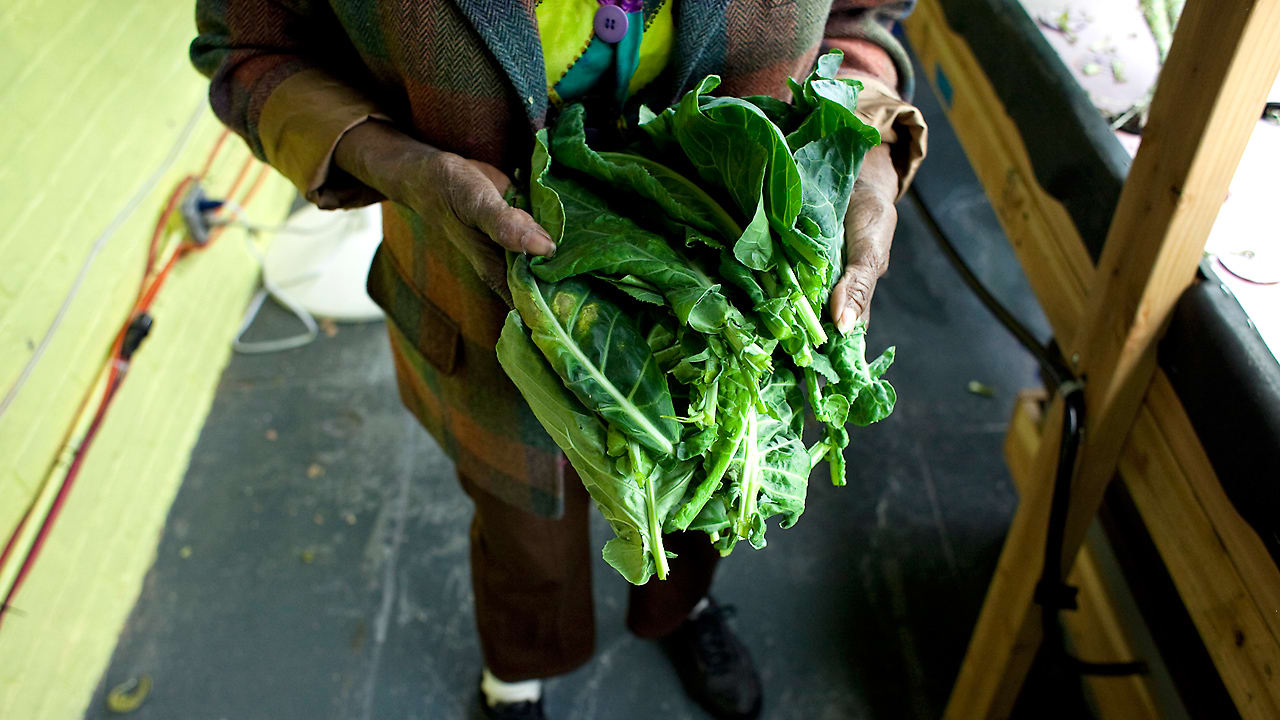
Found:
[192,0,923,517]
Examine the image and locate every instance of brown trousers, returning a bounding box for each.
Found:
[460,469,720,681]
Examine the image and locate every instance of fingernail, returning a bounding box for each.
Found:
[837,308,853,334]
[534,228,554,255]
[520,228,555,256]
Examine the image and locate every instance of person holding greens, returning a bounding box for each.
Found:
[192,2,926,718]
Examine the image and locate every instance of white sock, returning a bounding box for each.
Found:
[481,667,543,707]
[689,596,711,619]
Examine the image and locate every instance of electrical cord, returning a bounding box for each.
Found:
[217,201,362,355]
[230,242,320,355]
[905,186,1147,679]
[0,99,206,421]
[906,187,1072,390]
[0,152,268,627]
[1038,386,1148,678]
[1,169,208,585]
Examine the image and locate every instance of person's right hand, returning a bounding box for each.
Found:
[406,152,556,306]
[334,120,556,307]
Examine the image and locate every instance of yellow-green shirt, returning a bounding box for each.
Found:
[536,0,674,105]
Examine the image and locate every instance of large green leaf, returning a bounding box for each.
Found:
[530,129,565,243]
[531,174,763,360]
[508,257,680,456]
[753,434,811,540]
[742,95,803,134]
[785,52,881,248]
[757,367,804,438]
[496,312,694,584]
[673,76,803,242]
[548,104,743,244]
[792,125,866,246]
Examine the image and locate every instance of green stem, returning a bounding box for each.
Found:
[807,438,831,471]
[808,438,829,471]
[797,296,826,346]
[776,259,827,346]
[827,427,846,487]
[723,322,771,374]
[670,416,748,531]
[732,360,766,414]
[782,227,827,270]
[804,367,823,410]
[702,378,718,427]
[759,312,791,341]
[630,441,668,580]
[734,407,760,539]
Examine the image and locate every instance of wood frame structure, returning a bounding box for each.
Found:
[904,0,1280,717]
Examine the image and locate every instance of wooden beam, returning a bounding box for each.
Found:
[1060,0,1280,559]
[1120,375,1280,717]
[943,1,1280,717]
[1145,372,1280,651]
[1001,391,1046,485]
[1004,393,1161,720]
[903,0,1093,342]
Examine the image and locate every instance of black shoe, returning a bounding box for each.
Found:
[478,690,547,720]
[661,598,763,720]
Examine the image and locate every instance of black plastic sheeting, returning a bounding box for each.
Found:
[933,0,1131,261]
[1159,268,1280,563]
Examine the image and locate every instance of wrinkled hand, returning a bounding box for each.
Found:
[334,121,555,307]
[830,144,897,333]
[407,152,554,306]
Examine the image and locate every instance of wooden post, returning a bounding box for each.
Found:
[943,1,1280,717]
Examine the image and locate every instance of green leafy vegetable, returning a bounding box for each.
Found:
[503,50,897,584]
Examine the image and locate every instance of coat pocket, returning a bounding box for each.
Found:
[366,243,461,375]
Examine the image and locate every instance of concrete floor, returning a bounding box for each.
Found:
[86,67,1089,720]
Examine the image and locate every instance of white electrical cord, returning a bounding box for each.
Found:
[231,284,320,354]
[0,99,208,421]
[221,202,340,355]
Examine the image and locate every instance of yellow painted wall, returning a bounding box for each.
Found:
[0,1,295,717]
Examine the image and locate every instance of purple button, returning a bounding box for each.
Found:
[594,5,628,44]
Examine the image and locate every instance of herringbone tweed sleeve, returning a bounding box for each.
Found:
[823,0,918,99]
[190,0,390,208]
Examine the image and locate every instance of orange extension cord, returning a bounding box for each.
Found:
[0,133,272,628]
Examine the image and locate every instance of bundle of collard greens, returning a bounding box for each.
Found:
[496,51,897,584]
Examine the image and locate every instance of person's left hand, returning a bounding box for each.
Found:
[830,143,898,333]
